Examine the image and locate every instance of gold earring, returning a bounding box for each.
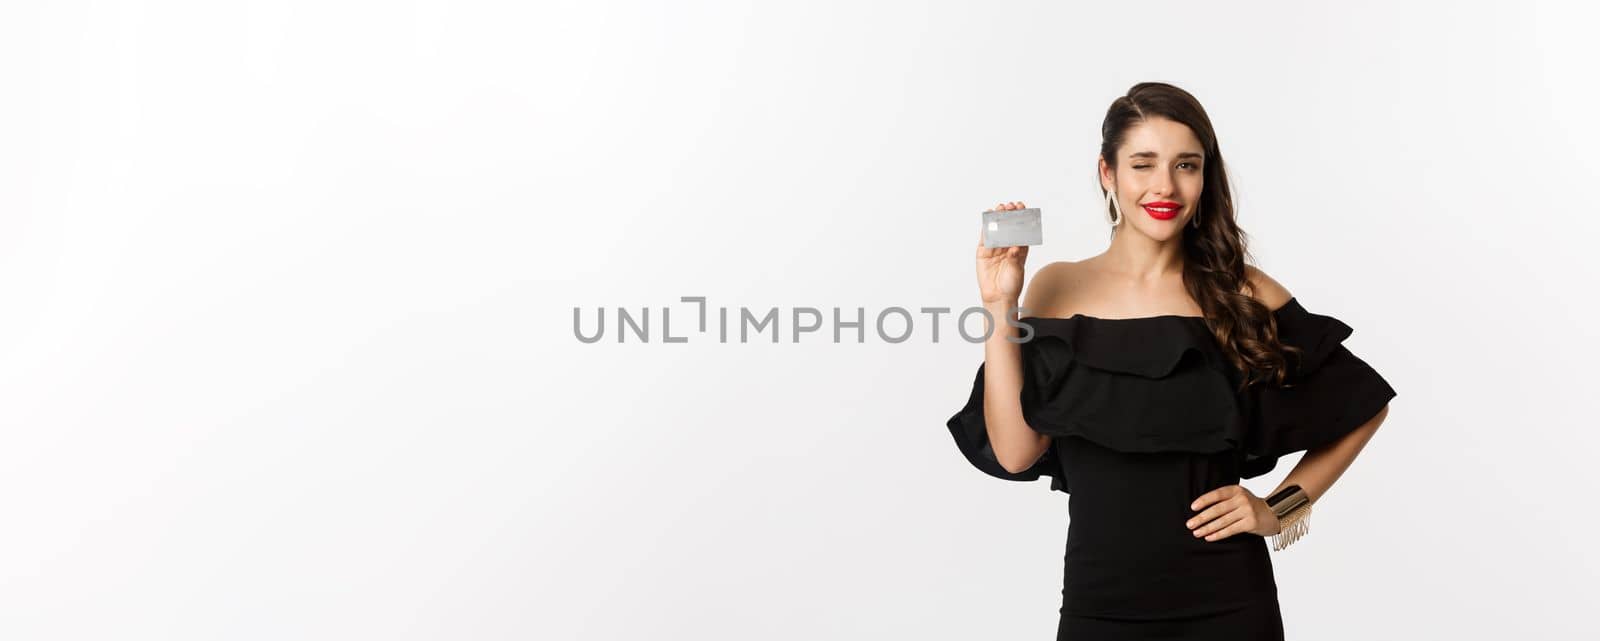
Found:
[1105,189,1123,227]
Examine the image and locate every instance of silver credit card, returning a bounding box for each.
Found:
[982,207,1043,248]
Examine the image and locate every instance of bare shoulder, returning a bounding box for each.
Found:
[1242,264,1293,312]
[1021,260,1083,317]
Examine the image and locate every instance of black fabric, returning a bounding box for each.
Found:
[945,313,1242,494]
[1058,591,1286,640]
[943,297,1396,632]
[945,338,1072,492]
[945,296,1397,492]
[1238,297,1399,478]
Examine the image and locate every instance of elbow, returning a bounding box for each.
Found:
[996,435,1048,474]
[998,456,1030,475]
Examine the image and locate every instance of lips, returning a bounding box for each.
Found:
[1142,201,1181,220]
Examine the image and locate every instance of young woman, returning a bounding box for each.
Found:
[947,82,1397,640]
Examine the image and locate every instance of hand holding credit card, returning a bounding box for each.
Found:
[982,206,1043,248]
[975,201,1036,307]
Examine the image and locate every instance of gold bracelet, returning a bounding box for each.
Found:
[1265,485,1312,551]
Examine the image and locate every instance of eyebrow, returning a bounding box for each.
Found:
[1129,151,1204,160]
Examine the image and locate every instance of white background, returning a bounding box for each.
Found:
[3,1,1597,639]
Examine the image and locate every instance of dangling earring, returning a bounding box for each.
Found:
[1191,202,1203,229]
[1105,188,1123,227]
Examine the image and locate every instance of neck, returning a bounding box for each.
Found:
[1102,230,1186,283]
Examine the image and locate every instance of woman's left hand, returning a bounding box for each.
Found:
[1186,484,1281,542]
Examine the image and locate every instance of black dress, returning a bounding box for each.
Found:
[946,297,1397,640]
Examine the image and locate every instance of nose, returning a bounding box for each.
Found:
[1150,171,1173,197]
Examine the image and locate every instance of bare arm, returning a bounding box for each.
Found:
[1270,404,1388,503]
[972,200,1065,475]
[981,299,1053,474]
[982,259,1070,474]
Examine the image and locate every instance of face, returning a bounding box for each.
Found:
[1099,117,1206,240]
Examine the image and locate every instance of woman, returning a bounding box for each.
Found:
[948,82,1397,640]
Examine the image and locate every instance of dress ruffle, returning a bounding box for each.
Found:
[945,298,1397,492]
[946,313,1243,495]
[1238,298,1398,478]
[946,358,1070,493]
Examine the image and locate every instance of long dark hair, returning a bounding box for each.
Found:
[1098,82,1298,391]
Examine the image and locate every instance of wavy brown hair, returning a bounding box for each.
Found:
[1098,82,1299,391]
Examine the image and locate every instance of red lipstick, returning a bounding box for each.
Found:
[1142,201,1180,220]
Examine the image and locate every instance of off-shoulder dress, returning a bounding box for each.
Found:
[946,297,1397,640]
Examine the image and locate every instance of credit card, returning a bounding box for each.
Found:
[982,207,1043,248]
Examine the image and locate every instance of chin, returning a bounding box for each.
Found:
[1131,222,1185,242]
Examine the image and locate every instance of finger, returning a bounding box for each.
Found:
[1190,490,1221,511]
[1186,502,1231,530]
[1190,485,1240,511]
[1196,510,1245,539]
[1204,516,1251,542]
[1189,496,1246,530]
